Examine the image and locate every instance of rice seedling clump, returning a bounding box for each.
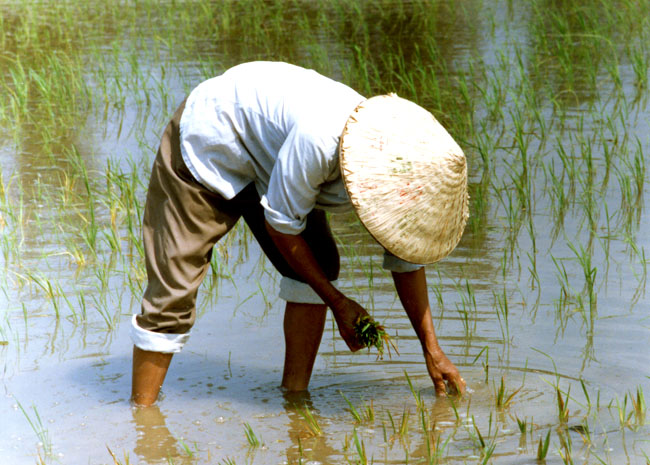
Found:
[354,315,397,359]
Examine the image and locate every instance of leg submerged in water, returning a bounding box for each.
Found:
[281,302,328,391]
[131,346,173,407]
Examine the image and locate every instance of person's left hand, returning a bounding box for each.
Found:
[423,349,466,396]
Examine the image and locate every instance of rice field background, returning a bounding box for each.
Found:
[0,0,649,463]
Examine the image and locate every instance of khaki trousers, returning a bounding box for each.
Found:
[137,101,340,334]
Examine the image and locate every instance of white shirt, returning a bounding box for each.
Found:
[130,63,424,355]
[179,61,365,235]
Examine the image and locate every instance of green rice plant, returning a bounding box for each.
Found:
[569,420,591,445]
[495,176,524,248]
[350,428,368,465]
[556,386,571,424]
[396,407,410,442]
[430,279,444,310]
[557,428,574,465]
[567,241,597,334]
[353,315,397,359]
[421,410,448,465]
[455,303,472,341]
[471,346,490,384]
[628,43,648,89]
[536,429,551,461]
[464,279,477,313]
[243,422,261,448]
[340,392,374,424]
[106,446,131,465]
[340,392,363,423]
[404,371,423,411]
[15,400,52,457]
[468,414,497,464]
[630,386,646,426]
[515,415,527,434]
[580,378,592,413]
[177,438,197,457]
[613,389,646,431]
[385,409,396,438]
[493,376,521,409]
[493,288,510,343]
[297,405,322,436]
[24,271,62,318]
[632,137,646,202]
[448,397,460,424]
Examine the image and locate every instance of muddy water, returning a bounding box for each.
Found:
[1,1,649,464]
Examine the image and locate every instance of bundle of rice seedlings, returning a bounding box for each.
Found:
[354,315,399,359]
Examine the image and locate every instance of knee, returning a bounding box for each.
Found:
[322,248,340,281]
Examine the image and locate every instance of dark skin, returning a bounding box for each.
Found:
[265,220,465,396]
[129,220,464,407]
[263,220,369,352]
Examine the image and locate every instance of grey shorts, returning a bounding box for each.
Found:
[136,101,340,335]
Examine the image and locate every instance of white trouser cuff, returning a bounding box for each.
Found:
[279,277,334,304]
[382,252,424,273]
[130,315,190,353]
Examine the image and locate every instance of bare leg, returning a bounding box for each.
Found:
[131,346,174,407]
[281,302,327,391]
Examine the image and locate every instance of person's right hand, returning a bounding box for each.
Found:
[330,297,370,352]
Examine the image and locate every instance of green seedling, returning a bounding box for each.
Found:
[557,386,570,424]
[16,400,52,457]
[354,315,398,359]
[386,409,396,437]
[340,392,374,424]
[352,428,368,465]
[631,386,646,426]
[469,414,496,464]
[515,415,527,434]
[243,422,261,448]
[340,392,362,423]
[398,408,410,439]
[494,376,521,408]
[536,429,551,460]
[569,420,592,445]
[448,397,460,423]
[297,405,322,436]
[178,438,196,457]
[558,429,574,465]
[404,371,423,410]
[106,446,131,465]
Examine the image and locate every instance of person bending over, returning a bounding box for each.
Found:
[130,61,469,407]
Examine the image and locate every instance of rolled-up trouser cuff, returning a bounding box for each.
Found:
[130,315,191,353]
[382,252,424,273]
[279,277,335,304]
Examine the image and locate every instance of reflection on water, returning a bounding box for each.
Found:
[281,390,340,464]
[132,405,195,465]
[1,0,649,463]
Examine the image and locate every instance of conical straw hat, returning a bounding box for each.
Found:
[339,94,469,264]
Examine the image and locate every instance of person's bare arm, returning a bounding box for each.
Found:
[392,267,466,396]
[265,220,368,351]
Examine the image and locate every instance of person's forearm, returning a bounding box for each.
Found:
[391,267,441,353]
[265,220,344,308]
[392,267,465,395]
[265,220,368,352]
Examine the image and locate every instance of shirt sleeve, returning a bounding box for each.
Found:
[382,249,424,273]
[261,123,338,234]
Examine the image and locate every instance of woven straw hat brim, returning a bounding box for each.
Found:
[339,94,469,264]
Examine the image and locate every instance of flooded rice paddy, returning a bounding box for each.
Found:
[0,0,649,463]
